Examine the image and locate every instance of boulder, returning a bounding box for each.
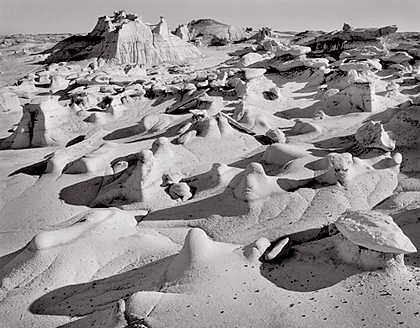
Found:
[50,74,69,92]
[335,210,417,254]
[355,121,396,151]
[168,182,192,201]
[243,68,266,80]
[238,53,264,67]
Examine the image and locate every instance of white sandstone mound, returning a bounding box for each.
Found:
[49,73,69,92]
[60,141,119,175]
[89,147,168,209]
[42,127,108,177]
[166,228,270,281]
[0,208,179,327]
[232,102,288,135]
[173,24,190,41]
[89,136,200,209]
[238,52,264,68]
[0,96,82,149]
[90,114,262,209]
[187,163,242,197]
[232,162,282,203]
[335,210,417,254]
[262,142,400,191]
[45,10,202,65]
[175,114,232,143]
[120,228,282,327]
[0,209,147,291]
[30,209,138,251]
[262,142,309,167]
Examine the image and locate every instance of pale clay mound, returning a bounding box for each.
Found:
[1,14,420,328]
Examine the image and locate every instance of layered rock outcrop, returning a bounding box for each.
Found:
[181,18,251,46]
[305,25,398,56]
[45,10,202,65]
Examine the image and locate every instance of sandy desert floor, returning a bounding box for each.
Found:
[1,25,420,328]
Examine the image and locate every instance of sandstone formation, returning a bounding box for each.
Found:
[384,105,420,172]
[335,210,417,254]
[322,81,378,114]
[1,15,420,328]
[0,96,77,149]
[305,25,398,56]
[45,10,202,65]
[173,24,190,41]
[118,228,281,327]
[182,19,251,46]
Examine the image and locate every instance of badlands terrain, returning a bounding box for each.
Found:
[1,10,420,328]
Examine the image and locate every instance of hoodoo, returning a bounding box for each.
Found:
[45,10,202,65]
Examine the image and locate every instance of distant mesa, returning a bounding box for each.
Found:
[44,10,202,65]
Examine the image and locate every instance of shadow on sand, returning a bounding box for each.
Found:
[274,104,318,119]
[260,228,364,292]
[59,176,104,206]
[104,120,185,142]
[29,256,175,317]
[260,252,363,292]
[144,189,250,222]
[8,159,49,177]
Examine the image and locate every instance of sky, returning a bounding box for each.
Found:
[0,0,419,35]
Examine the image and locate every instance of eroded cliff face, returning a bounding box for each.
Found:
[99,18,162,64]
[45,11,202,65]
